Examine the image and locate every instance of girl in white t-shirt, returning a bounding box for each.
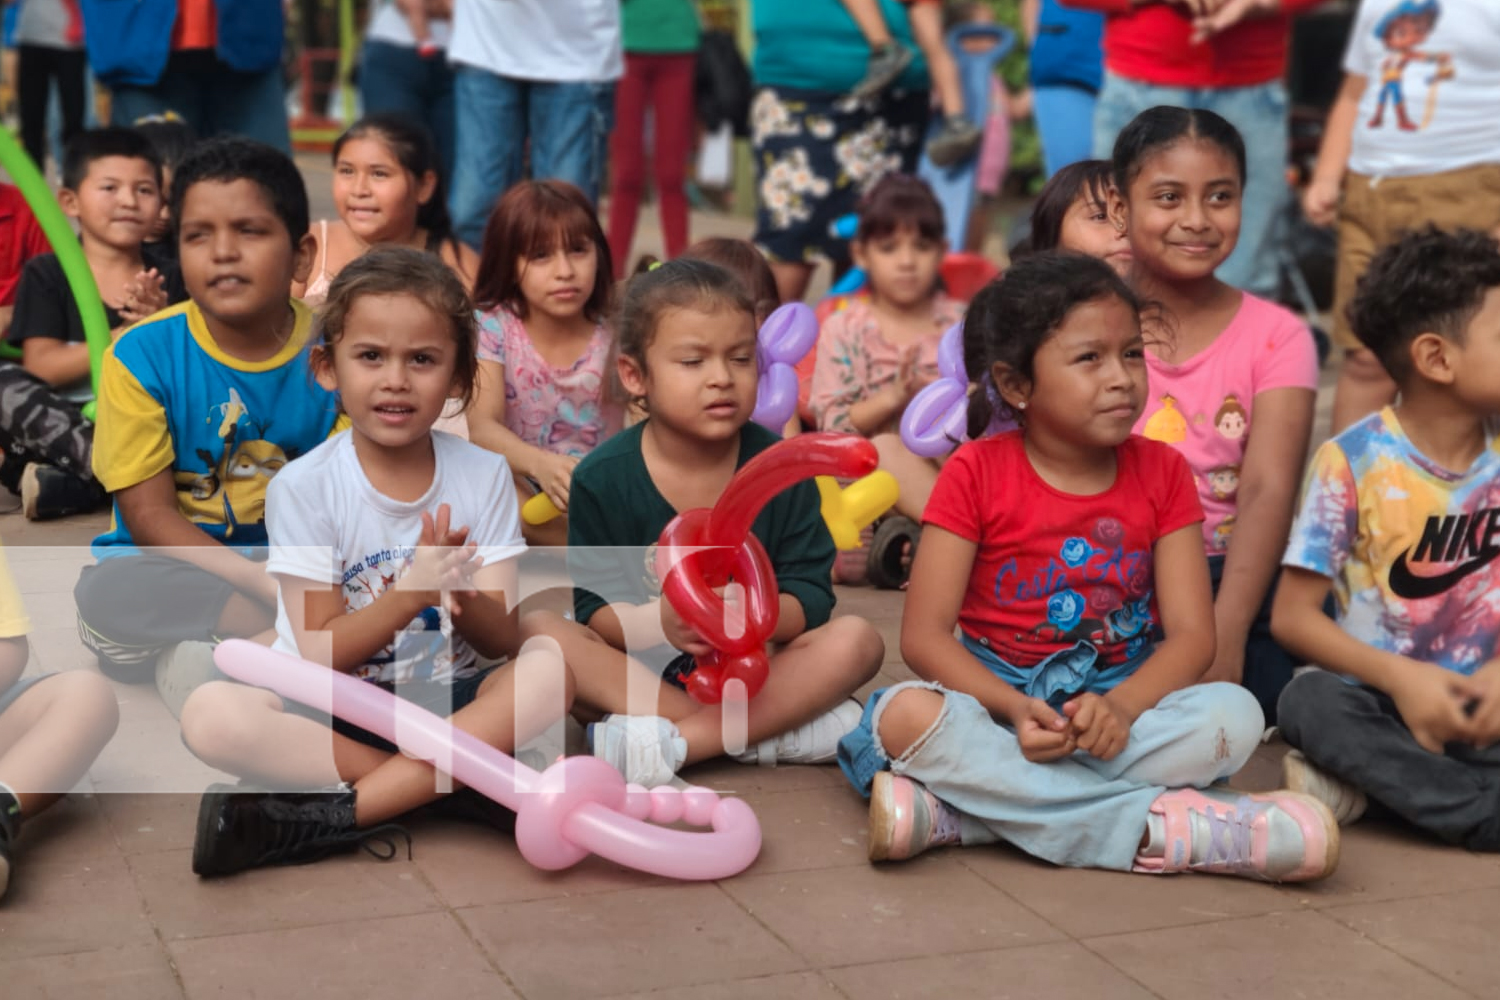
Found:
[180,247,574,878]
[1304,0,1500,432]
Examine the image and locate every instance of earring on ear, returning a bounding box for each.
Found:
[1016,400,1027,410]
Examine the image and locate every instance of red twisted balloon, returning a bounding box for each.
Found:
[655,434,878,703]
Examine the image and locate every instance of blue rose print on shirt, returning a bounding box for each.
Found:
[1047,588,1085,631]
[1059,537,1093,568]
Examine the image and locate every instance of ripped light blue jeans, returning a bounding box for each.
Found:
[838,678,1264,871]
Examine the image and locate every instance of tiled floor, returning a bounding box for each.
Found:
[6,163,1495,1000]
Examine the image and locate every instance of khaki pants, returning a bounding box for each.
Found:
[1333,163,1500,350]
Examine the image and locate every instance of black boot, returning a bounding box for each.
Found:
[192,783,410,877]
[0,789,21,900]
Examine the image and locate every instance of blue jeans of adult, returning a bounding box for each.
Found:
[109,50,290,153]
[1092,72,1287,299]
[360,40,455,191]
[839,679,1263,870]
[1033,83,1097,178]
[449,65,615,249]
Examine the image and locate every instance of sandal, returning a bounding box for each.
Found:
[867,516,920,590]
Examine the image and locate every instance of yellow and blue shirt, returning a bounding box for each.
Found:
[91,299,341,553]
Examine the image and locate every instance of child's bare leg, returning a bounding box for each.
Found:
[673,616,882,763]
[873,432,939,521]
[524,611,882,764]
[350,651,575,826]
[909,3,964,118]
[0,665,119,816]
[1330,348,1398,435]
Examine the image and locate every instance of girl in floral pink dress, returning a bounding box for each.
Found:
[469,180,625,545]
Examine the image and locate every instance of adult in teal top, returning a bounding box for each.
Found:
[622,0,700,54]
[750,0,931,302]
[568,420,836,634]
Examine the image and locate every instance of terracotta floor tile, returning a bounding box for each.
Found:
[1293,821,1500,908]
[1325,887,1500,997]
[130,848,442,941]
[97,792,202,855]
[1085,909,1474,1000]
[956,844,1303,938]
[0,944,183,1000]
[719,856,1065,968]
[169,912,511,999]
[459,884,806,999]
[410,819,668,908]
[603,971,844,1000]
[14,794,122,866]
[825,941,1159,1000]
[0,853,155,960]
[733,787,871,875]
[680,756,843,796]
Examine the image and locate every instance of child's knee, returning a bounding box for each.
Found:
[42,670,120,736]
[179,681,268,765]
[821,616,885,681]
[876,686,945,761]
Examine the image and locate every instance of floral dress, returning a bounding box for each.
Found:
[476,307,625,459]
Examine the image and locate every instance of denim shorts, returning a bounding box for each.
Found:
[285,667,497,755]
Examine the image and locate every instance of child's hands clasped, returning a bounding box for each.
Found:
[117,268,169,325]
[1462,660,1500,749]
[1391,661,1480,754]
[1061,692,1132,762]
[1013,698,1076,763]
[408,504,480,616]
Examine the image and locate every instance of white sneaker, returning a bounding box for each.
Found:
[733,698,863,767]
[588,715,687,787]
[1282,749,1367,825]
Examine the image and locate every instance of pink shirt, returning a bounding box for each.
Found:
[1132,293,1318,555]
[476,307,624,458]
[809,293,966,435]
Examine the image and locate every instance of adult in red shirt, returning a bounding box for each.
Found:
[1063,0,1327,299]
[0,184,52,341]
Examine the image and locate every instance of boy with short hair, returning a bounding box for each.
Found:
[4,127,187,520]
[72,137,341,710]
[1272,227,1500,848]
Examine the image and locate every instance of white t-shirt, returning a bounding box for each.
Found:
[448,0,623,83]
[366,0,451,49]
[1344,0,1500,177]
[266,430,526,685]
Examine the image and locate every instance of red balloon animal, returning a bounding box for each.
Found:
[654,434,877,703]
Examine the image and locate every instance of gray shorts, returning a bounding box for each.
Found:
[0,673,55,716]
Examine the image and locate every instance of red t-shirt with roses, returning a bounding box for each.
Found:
[922,431,1203,669]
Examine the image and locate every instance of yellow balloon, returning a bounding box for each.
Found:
[819,471,900,550]
[522,492,562,526]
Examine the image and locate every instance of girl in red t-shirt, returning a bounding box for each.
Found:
[838,252,1339,883]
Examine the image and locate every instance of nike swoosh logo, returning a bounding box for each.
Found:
[1388,546,1500,600]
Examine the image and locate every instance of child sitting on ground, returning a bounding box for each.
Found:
[810,173,964,586]
[183,247,569,876]
[522,259,883,788]
[1272,227,1500,847]
[841,252,1337,881]
[71,138,343,716]
[4,128,188,520]
[467,180,625,547]
[0,535,119,900]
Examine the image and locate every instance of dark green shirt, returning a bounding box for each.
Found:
[568,421,836,633]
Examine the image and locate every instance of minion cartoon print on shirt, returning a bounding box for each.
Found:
[178,387,289,538]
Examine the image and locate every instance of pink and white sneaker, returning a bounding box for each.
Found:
[868,771,963,862]
[1134,786,1339,883]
